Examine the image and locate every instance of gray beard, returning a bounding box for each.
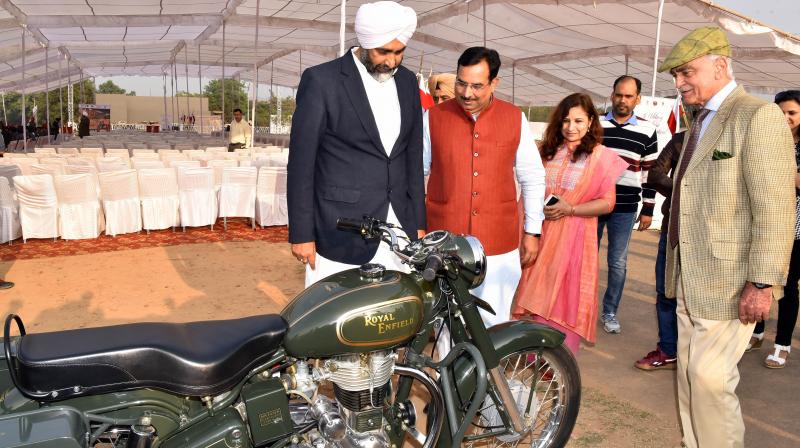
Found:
[359,49,396,83]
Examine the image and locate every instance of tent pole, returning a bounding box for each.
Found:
[80,71,84,106]
[198,43,203,135]
[2,92,6,125]
[625,54,629,75]
[163,73,168,131]
[174,61,179,128]
[222,20,226,139]
[21,28,26,152]
[339,0,347,56]
[58,55,63,138]
[45,46,50,143]
[251,0,261,147]
[512,63,516,105]
[482,0,487,47]
[67,56,73,129]
[651,0,665,97]
[184,43,190,132]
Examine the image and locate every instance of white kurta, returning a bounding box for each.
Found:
[305,49,410,287]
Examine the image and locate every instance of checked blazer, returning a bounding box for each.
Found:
[665,85,796,320]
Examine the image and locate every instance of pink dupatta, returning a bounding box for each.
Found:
[513,145,627,343]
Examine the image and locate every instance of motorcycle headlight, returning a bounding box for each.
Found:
[459,235,487,289]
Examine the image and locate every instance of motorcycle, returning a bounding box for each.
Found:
[0,216,580,448]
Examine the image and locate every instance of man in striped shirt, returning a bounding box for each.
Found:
[598,75,659,334]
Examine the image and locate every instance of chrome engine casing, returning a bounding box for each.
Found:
[288,351,397,448]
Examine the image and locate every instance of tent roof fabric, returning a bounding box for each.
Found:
[1,0,799,104]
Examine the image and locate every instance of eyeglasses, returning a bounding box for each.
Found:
[455,79,487,93]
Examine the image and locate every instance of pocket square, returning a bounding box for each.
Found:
[712,150,733,160]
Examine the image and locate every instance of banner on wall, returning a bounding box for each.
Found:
[79,104,111,132]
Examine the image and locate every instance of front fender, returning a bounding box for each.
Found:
[453,320,564,403]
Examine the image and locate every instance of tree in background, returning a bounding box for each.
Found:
[204,79,248,123]
[97,80,127,95]
[2,79,94,127]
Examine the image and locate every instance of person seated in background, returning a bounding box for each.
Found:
[228,108,252,151]
[428,73,456,104]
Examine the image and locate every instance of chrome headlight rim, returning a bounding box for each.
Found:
[463,235,487,289]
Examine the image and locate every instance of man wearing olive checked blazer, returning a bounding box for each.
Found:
[660,27,796,447]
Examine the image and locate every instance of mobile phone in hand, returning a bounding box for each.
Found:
[545,194,560,206]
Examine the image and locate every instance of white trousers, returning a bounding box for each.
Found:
[304,206,409,287]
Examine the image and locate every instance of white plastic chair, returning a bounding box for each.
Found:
[132,159,166,169]
[255,167,288,227]
[0,177,21,244]
[54,174,105,240]
[219,167,257,230]
[177,167,217,231]
[13,174,59,242]
[98,170,142,236]
[138,168,179,232]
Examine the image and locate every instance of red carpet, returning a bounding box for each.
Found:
[0,221,289,261]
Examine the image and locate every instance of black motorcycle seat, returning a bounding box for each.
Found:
[13,314,287,401]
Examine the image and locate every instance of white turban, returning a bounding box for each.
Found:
[355,1,417,49]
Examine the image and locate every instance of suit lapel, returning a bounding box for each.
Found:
[685,86,744,175]
[340,51,388,157]
[388,73,411,159]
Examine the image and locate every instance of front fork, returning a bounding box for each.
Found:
[391,280,529,446]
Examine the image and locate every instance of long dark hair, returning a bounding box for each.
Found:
[540,93,603,162]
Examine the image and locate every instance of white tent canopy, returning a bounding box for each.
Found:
[0,0,798,105]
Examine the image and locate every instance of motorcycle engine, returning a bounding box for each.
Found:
[287,350,397,448]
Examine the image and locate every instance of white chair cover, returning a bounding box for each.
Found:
[178,167,217,229]
[80,147,104,156]
[98,170,142,236]
[54,174,105,240]
[138,168,180,231]
[0,178,21,243]
[132,152,160,160]
[132,149,155,155]
[57,148,80,155]
[9,159,36,175]
[14,174,59,241]
[31,164,65,176]
[98,157,129,172]
[67,157,98,167]
[255,167,288,226]
[158,149,181,160]
[2,153,27,159]
[34,148,57,155]
[106,148,129,156]
[40,158,69,169]
[0,165,21,190]
[25,153,41,158]
[66,164,99,175]
[207,160,238,188]
[169,160,202,169]
[219,167,257,222]
[132,159,166,169]
[238,159,253,167]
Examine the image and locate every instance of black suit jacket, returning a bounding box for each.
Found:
[288,50,426,265]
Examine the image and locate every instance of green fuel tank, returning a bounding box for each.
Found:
[280,266,432,358]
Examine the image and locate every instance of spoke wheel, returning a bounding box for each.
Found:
[465,345,581,448]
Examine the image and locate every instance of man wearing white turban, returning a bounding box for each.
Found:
[288,1,426,287]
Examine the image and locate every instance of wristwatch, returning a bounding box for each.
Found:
[525,232,541,238]
[752,282,772,289]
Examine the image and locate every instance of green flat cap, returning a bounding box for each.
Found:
[658,26,731,72]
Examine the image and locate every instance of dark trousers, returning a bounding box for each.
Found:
[228,143,245,152]
[655,227,678,357]
[754,239,800,346]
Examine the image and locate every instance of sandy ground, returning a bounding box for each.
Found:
[0,233,797,447]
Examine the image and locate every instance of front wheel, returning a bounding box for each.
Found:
[465,345,581,448]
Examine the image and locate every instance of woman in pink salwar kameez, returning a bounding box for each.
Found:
[513,93,628,355]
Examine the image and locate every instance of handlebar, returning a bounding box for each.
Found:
[336,217,364,233]
[422,253,443,282]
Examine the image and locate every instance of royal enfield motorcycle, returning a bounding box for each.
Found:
[0,216,580,448]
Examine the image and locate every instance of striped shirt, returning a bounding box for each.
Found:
[601,113,658,215]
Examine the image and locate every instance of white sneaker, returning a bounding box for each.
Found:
[602,314,621,334]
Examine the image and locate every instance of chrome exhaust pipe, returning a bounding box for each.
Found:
[393,364,444,448]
